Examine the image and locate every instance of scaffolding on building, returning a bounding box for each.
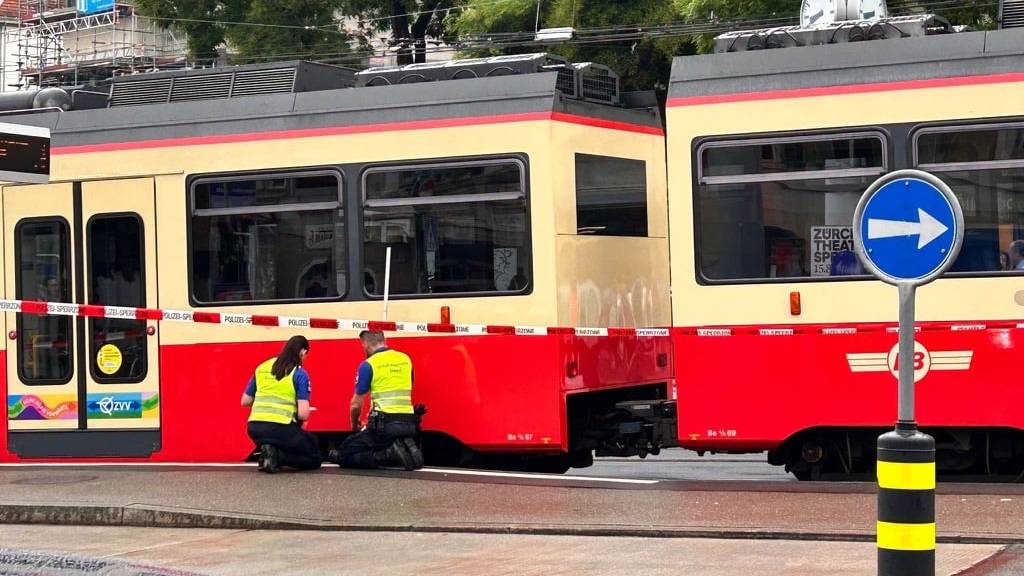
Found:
[11,0,189,89]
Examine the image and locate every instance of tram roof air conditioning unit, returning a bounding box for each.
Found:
[107,61,356,107]
[355,53,574,88]
[1001,0,1024,28]
[573,62,620,105]
[713,14,951,53]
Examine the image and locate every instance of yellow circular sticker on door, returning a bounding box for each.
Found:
[97,344,122,375]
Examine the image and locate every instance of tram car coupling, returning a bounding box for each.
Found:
[589,399,679,459]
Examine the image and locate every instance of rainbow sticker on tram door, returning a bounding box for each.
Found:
[141,393,159,419]
[7,395,78,421]
[86,393,142,419]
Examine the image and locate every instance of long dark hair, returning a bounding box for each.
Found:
[272,335,309,380]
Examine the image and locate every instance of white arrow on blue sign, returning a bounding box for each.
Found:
[853,170,964,286]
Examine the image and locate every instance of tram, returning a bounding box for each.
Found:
[667,25,1024,478]
[0,57,674,469]
[2,19,1023,479]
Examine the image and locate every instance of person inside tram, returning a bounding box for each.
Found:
[1009,240,1024,270]
[241,335,322,473]
[1000,251,1011,271]
[37,276,61,302]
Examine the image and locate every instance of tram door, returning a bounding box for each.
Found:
[4,178,160,457]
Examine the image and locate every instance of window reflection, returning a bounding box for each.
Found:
[17,220,72,384]
[363,160,529,296]
[918,127,1024,273]
[191,172,345,303]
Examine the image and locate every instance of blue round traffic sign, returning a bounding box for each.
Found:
[853,170,964,286]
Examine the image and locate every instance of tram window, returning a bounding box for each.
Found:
[702,136,884,178]
[194,174,338,209]
[918,127,1024,165]
[362,159,529,296]
[575,154,647,237]
[190,171,345,304]
[88,216,146,383]
[696,134,887,282]
[365,162,521,201]
[917,125,1024,273]
[16,219,72,385]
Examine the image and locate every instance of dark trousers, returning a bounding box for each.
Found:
[336,420,417,469]
[247,421,322,470]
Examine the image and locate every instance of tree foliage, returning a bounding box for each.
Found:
[339,0,454,64]
[449,0,693,92]
[673,0,793,52]
[136,0,1001,77]
[894,0,998,29]
[135,0,353,63]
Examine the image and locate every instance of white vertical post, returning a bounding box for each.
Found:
[382,246,392,321]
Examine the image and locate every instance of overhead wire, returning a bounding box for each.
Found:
[185,1,999,68]
[135,0,521,33]
[16,0,998,85]
[142,15,345,33]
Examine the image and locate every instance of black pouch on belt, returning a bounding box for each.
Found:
[368,410,385,435]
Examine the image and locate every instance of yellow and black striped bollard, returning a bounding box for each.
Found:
[877,424,935,576]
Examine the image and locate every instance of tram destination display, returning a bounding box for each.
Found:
[0,122,49,184]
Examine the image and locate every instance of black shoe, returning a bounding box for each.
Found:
[402,437,424,470]
[260,444,280,474]
[375,440,415,470]
[327,448,340,465]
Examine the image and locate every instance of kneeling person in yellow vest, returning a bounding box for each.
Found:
[330,330,423,470]
[242,335,322,473]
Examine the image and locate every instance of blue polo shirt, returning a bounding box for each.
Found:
[245,367,311,401]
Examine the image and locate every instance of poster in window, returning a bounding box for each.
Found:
[810,225,859,276]
[493,248,517,290]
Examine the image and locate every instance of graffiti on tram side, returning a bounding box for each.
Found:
[7,395,78,420]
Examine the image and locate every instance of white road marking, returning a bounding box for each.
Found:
[0,462,256,467]
[0,463,657,485]
[418,467,659,484]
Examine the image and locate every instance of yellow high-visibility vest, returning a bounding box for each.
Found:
[367,349,413,415]
[248,357,297,424]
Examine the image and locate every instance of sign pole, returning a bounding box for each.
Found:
[897,283,916,424]
[878,279,935,576]
[853,170,963,576]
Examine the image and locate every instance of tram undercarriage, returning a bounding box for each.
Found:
[314,383,679,474]
[768,427,1024,481]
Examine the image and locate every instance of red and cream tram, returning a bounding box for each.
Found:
[0,58,674,470]
[667,24,1024,478]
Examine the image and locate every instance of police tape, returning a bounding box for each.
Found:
[4,298,1006,338]
[0,299,671,338]
[679,321,1017,336]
